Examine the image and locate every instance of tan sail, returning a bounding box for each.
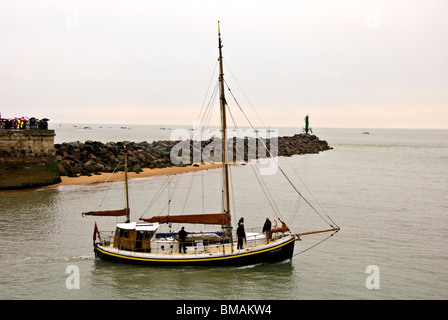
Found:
[82,208,130,217]
[141,213,230,226]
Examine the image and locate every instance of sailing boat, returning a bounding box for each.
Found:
[82,23,339,266]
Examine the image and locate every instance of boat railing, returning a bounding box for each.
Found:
[96,229,289,255]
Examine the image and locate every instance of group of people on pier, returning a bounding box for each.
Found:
[0,116,49,130]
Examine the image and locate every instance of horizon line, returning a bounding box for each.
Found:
[50,122,448,131]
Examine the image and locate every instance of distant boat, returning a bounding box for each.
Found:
[82,22,339,266]
[77,126,92,131]
[361,131,370,135]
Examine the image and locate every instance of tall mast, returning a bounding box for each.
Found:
[124,145,130,223]
[218,21,231,225]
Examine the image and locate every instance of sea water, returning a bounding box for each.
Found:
[0,125,447,300]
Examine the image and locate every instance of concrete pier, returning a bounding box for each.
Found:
[0,130,61,190]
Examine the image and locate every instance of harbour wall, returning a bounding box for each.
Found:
[0,130,61,190]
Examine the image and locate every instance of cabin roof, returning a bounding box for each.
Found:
[117,222,160,231]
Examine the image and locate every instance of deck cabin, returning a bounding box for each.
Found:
[113,222,160,252]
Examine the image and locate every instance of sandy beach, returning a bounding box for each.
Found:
[54,163,223,187]
[0,163,225,193]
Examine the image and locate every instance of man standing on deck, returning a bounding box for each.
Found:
[178,226,188,254]
[237,220,246,250]
[263,218,272,244]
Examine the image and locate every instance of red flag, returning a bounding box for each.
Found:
[93,222,99,242]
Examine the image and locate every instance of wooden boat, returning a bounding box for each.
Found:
[82,22,339,266]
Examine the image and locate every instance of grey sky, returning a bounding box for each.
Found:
[1,0,447,128]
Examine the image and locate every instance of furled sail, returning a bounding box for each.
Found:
[141,213,230,226]
[82,208,130,217]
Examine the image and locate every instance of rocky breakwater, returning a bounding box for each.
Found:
[277,134,332,156]
[54,134,332,177]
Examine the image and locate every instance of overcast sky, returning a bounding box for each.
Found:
[1,0,447,129]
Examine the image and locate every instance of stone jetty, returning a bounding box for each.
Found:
[0,130,61,189]
[54,134,332,177]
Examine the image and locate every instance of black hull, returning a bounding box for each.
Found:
[94,237,295,266]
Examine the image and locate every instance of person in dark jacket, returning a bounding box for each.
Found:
[236,220,246,249]
[262,218,272,243]
[178,226,188,254]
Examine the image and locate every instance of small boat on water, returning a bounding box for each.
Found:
[361,128,370,134]
[82,22,339,266]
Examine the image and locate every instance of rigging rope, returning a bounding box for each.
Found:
[228,160,237,218]
[181,172,196,213]
[249,163,282,219]
[137,57,338,234]
[292,230,338,257]
[138,74,220,220]
[198,81,219,137]
[196,60,219,127]
[289,195,301,227]
[225,98,284,223]
[223,76,338,229]
[98,156,125,208]
[284,157,339,228]
[139,168,179,219]
[201,170,205,214]
[223,59,268,129]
